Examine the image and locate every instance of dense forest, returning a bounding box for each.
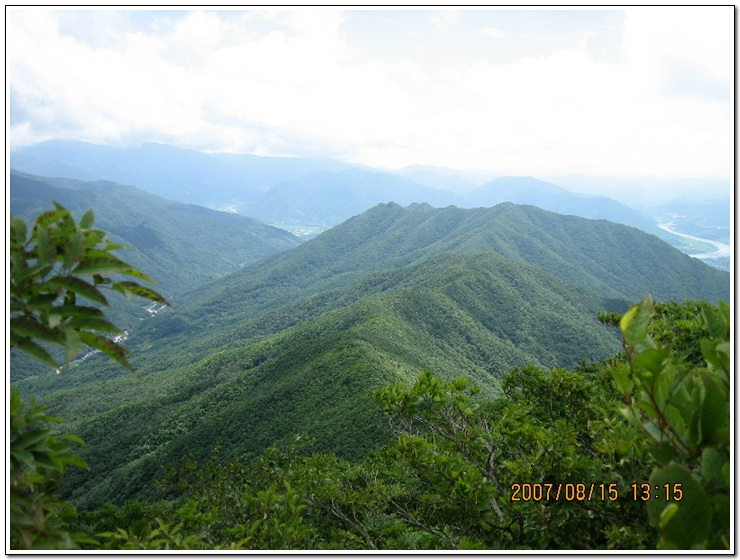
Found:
[9,201,731,551]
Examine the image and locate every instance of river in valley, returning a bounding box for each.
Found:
[658,222,732,260]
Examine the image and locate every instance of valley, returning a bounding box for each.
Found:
[8,149,732,550]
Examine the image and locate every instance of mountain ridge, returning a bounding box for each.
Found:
[11,140,683,245]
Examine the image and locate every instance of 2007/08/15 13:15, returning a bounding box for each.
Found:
[510,482,684,502]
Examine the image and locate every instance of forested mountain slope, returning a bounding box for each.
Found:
[10,196,729,512]
[10,171,300,305]
[28,251,621,508]
[10,171,302,380]
[154,202,728,345]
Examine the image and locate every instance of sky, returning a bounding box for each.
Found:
[6,7,734,184]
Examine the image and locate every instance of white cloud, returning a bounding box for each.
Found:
[430,10,459,35]
[480,26,505,39]
[7,7,733,180]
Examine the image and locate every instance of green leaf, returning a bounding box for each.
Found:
[118,267,156,284]
[74,256,131,276]
[50,305,104,319]
[647,440,677,465]
[67,317,122,334]
[78,331,135,374]
[63,230,85,270]
[620,296,655,349]
[663,404,687,441]
[47,275,109,306]
[63,328,82,365]
[10,336,59,368]
[698,374,728,447]
[701,448,727,485]
[112,281,170,305]
[611,363,633,395]
[35,227,55,270]
[79,209,95,229]
[11,216,28,245]
[12,428,53,451]
[34,208,68,229]
[11,317,64,344]
[26,293,60,308]
[647,462,710,549]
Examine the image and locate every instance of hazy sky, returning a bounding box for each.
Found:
[7,7,733,181]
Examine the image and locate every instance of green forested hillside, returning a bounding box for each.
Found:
[10,198,730,551]
[18,251,622,509]
[9,171,301,380]
[11,200,729,510]
[147,201,728,346]
[9,171,300,309]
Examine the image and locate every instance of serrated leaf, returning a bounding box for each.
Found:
[74,256,130,276]
[119,267,156,284]
[34,208,67,229]
[35,226,56,269]
[63,230,85,270]
[11,317,64,343]
[112,281,170,305]
[47,275,109,306]
[50,304,104,318]
[64,327,82,364]
[12,428,53,451]
[78,331,135,373]
[79,208,95,229]
[68,317,121,334]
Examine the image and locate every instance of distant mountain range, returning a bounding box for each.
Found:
[10,140,682,245]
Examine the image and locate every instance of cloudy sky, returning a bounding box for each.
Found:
[7,7,733,182]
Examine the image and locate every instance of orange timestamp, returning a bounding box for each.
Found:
[510,482,684,502]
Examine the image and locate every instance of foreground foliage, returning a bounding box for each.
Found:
[9,204,730,551]
[67,298,730,551]
[9,204,167,549]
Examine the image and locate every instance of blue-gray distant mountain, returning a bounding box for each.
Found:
[12,141,676,244]
[463,176,668,238]
[241,168,462,229]
[9,139,355,210]
[395,164,482,192]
